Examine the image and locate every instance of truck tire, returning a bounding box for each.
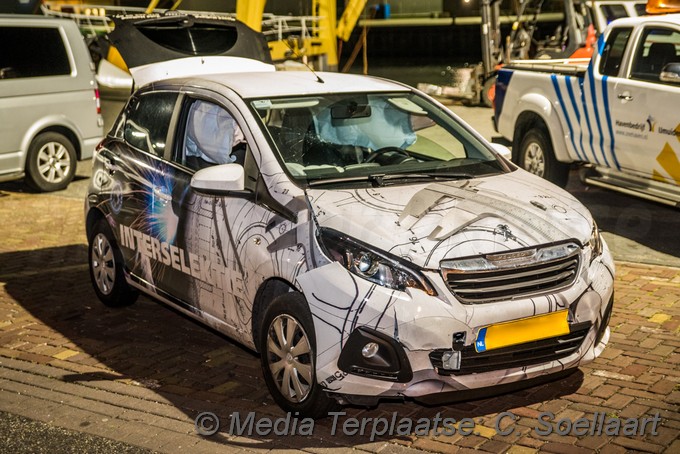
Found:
[518,127,569,187]
[25,132,77,192]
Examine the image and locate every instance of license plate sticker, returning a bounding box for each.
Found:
[475,310,570,353]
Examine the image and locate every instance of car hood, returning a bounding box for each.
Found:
[108,13,274,86]
[308,170,593,269]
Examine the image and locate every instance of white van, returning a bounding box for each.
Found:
[0,15,103,191]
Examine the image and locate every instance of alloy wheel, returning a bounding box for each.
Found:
[91,233,116,295]
[266,314,314,403]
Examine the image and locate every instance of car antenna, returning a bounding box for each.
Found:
[284,37,325,84]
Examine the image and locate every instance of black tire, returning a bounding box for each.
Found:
[518,126,569,187]
[88,219,138,307]
[259,292,338,419]
[25,132,77,192]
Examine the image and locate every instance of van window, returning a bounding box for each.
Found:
[124,92,178,156]
[0,27,70,79]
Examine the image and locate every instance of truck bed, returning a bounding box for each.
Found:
[503,58,590,76]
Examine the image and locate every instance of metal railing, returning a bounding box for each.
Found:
[40,2,324,42]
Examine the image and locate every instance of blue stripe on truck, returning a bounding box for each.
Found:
[494,69,513,125]
[550,75,581,161]
[565,76,587,162]
[588,63,610,167]
[601,75,621,170]
[579,74,599,165]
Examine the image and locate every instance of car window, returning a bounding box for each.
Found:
[251,92,506,186]
[174,98,246,171]
[123,92,178,156]
[0,26,70,79]
[630,27,680,84]
[599,27,633,76]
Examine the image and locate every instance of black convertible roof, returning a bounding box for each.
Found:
[108,12,272,69]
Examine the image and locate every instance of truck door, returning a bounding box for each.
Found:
[609,24,680,181]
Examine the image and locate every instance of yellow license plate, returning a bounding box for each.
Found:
[475,310,570,353]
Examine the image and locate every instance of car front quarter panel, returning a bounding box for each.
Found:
[296,240,614,399]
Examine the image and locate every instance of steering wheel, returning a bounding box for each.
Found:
[364,146,412,163]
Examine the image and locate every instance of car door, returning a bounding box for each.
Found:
[609,23,680,180]
[105,90,181,293]
[161,94,268,338]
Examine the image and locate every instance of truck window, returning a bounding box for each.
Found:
[633,3,647,16]
[599,27,633,76]
[630,27,680,84]
[599,5,628,26]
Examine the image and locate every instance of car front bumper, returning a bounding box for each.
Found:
[296,244,614,402]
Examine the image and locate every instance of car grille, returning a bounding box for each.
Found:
[440,242,581,303]
[429,321,592,375]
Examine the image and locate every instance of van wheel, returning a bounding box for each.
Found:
[259,293,338,419]
[88,219,138,307]
[518,126,569,187]
[25,132,77,192]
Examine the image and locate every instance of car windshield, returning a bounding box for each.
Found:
[249,92,508,187]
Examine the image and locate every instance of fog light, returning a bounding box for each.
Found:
[361,342,379,358]
[441,350,461,370]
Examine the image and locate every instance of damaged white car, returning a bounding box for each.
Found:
[85,13,614,418]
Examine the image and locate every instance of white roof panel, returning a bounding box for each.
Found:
[195,70,410,98]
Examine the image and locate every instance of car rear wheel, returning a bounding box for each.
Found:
[259,292,338,419]
[519,126,569,187]
[25,132,77,192]
[88,219,138,307]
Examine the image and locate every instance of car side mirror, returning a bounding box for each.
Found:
[490,143,512,160]
[190,163,245,193]
[660,62,680,84]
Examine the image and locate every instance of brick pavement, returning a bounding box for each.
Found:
[0,189,678,453]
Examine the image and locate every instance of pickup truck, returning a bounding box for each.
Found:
[494,13,680,207]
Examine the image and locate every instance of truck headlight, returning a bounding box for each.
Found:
[317,227,436,295]
[588,221,603,262]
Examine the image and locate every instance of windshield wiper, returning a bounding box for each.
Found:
[379,172,477,182]
[307,175,375,187]
[306,172,478,188]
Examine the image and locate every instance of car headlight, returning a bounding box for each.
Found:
[588,221,603,262]
[317,227,436,296]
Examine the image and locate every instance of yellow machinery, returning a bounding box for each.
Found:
[145,0,368,70]
[236,0,368,70]
[42,0,368,72]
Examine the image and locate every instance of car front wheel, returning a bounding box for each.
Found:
[259,292,338,419]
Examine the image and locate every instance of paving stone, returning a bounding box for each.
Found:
[1,186,679,453]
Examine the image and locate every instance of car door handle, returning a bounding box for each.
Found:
[618,93,633,101]
[103,159,115,173]
[98,149,117,174]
